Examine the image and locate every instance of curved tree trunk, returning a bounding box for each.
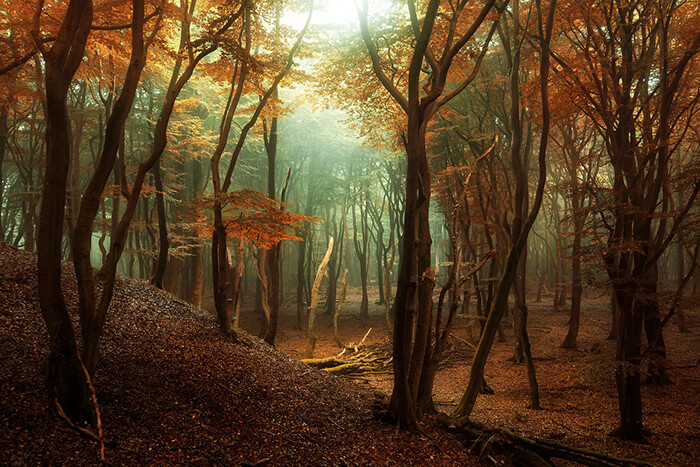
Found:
[305,237,334,358]
[450,0,554,424]
[34,0,95,425]
[513,272,540,409]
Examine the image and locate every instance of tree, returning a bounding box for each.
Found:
[28,0,249,427]
[553,114,600,349]
[33,0,96,427]
[351,173,371,326]
[210,1,313,339]
[260,114,282,345]
[551,0,700,441]
[74,0,243,378]
[449,0,556,426]
[358,0,503,428]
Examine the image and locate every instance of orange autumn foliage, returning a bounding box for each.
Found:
[189,189,319,249]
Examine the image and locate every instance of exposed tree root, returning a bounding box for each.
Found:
[56,398,105,462]
[439,415,653,466]
[53,358,106,461]
[55,401,100,442]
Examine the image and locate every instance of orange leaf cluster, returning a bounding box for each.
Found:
[188,189,320,249]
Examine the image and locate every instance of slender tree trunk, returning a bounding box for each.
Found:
[150,159,168,288]
[513,268,540,409]
[562,204,583,348]
[296,228,307,330]
[34,0,95,425]
[262,114,280,345]
[189,243,203,307]
[334,210,350,347]
[71,0,149,376]
[450,0,554,424]
[186,130,205,307]
[375,221,386,305]
[353,197,370,325]
[23,199,35,251]
[264,245,280,344]
[359,256,369,323]
[0,109,7,242]
[305,237,334,358]
[296,188,314,329]
[232,239,245,328]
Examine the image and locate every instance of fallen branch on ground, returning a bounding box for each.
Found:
[439,415,653,466]
[300,336,392,375]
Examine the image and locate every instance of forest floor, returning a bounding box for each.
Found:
[1,243,698,465]
[235,287,700,467]
[0,245,477,466]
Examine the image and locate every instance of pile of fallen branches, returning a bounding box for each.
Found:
[301,328,478,376]
[301,329,393,375]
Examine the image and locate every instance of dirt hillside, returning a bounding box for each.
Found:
[0,244,474,465]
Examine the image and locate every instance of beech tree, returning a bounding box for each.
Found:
[33,0,96,427]
[23,0,244,427]
[449,0,556,426]
[553,114,601,349]
[357,0,504,428]
[550,0,700,441]
[210,1,313,339]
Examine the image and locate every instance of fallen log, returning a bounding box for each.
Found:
[300,356,349,369]
[439,415,653,467]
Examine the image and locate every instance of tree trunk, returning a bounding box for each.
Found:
[150,159,168,288]
[353,196,370,325]
[295,231,307,330]
[562,202,583,349]
[0,109,7,242]
[305,237,334,358]
[188,242,204,307]
[34,0,95,424]
[264,245,281,344]
[387,113,435,430]
[640,264,670,385]
[609,280,645,442]
[450,0,554,423]
[212,214,236,338]
[513,270,540,409]
[164,255,184,294]
[262,115,280,345]
[71,0,148,376]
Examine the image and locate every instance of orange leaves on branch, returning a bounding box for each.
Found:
[188,189,320,249]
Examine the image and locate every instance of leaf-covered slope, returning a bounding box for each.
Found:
[0,244,474,465]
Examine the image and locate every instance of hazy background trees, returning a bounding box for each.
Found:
[1,0,698,441]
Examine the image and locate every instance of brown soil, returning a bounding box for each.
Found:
[235,286,700,466]
[0,245,473,466]
[2,243,699,465]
